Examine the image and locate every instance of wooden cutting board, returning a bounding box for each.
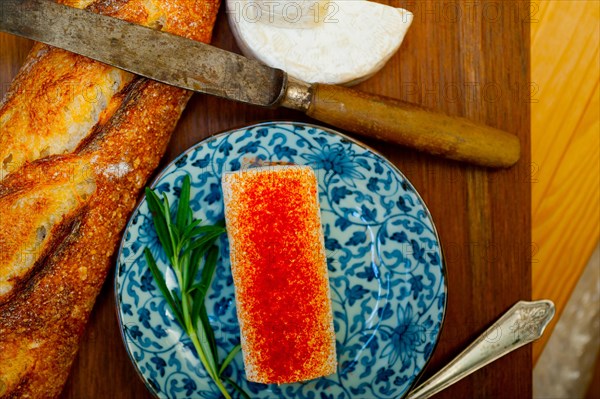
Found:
[0,0,532,397]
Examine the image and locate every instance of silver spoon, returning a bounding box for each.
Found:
[406,299,555,399]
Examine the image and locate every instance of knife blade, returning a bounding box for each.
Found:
[0,0,285,106]
[0,0,521,167]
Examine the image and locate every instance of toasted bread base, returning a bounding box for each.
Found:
[223,165,337,384]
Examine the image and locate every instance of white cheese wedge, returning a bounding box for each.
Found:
[227,0,413,85]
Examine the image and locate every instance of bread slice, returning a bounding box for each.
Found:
[222,165,337,384]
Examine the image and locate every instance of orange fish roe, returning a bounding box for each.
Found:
[222,165,337,384]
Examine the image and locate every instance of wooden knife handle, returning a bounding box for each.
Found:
[305,83,520,168]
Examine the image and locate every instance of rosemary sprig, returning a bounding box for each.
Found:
[143,175,245,399]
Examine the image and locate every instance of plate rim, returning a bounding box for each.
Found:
[114,121,449,399]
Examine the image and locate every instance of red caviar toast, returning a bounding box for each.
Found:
[222,165,337,384]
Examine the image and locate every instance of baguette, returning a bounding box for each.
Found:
[0,0,220,397]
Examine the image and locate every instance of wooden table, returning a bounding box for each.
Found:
[530,0,600,363]
[0,1,532,397]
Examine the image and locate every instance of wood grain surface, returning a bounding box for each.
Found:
[0,0,532,397]
[530,0,600,363]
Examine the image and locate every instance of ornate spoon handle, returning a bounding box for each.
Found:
[406,300,555,399]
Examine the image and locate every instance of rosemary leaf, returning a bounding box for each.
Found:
[144,248,184,327]
[170,288,184,320]
[180,247,192,290]
[170,224,181,245]
[180,218,203,239]
[187,241,214,293]
[160,193,177,255]
[191,246,218,324]
[219,345,242,376]
[144,188,174,259]
[194,305,218,375]
[186,230,227,254]
[176,175,191,230]
[200,305,219,364]
[183,225,225,242]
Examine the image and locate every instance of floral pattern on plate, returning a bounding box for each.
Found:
[115,122,447,399]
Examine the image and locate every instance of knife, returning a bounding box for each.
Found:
[0,0,520,167]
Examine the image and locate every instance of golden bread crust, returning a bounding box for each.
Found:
[0,0,220,397]
[0,0,220,179]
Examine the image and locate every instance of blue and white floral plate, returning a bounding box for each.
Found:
[115,122,447,399]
